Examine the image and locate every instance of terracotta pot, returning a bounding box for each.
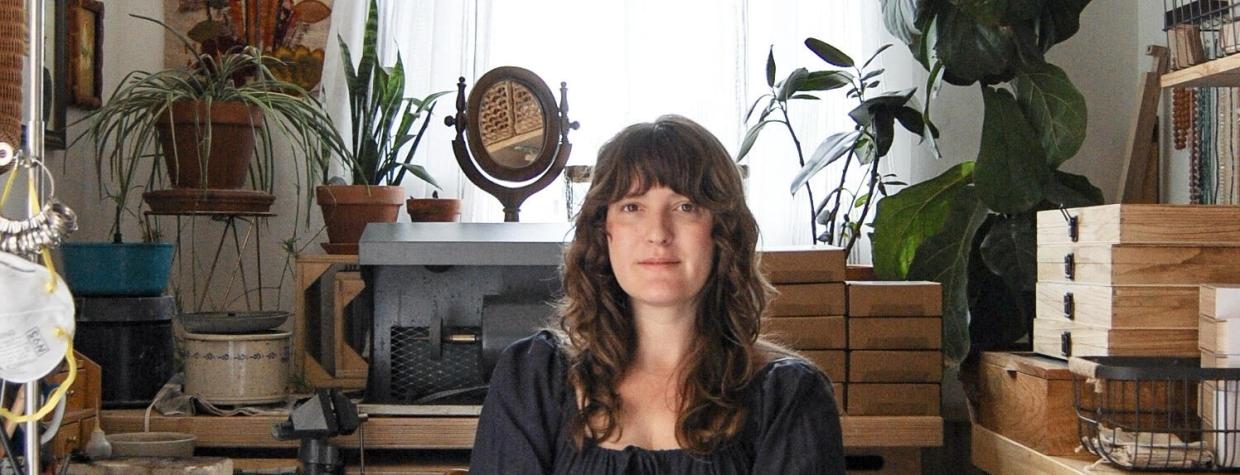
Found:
[155,100,263,189]
[406,198,461,222]
[316,185,405,254]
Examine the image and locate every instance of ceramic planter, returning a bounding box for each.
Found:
[316,185,404,254]
[406,197,461,222]
[155,100,263,190]
[60,242,175,296]
[181,328,291,405]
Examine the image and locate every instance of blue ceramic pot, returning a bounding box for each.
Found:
[60,242,175,296]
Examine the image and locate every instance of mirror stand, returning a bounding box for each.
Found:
[445,68,579,222]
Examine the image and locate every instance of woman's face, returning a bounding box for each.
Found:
[605,185,714,314]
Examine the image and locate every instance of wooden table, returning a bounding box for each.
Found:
[972,424,1222,475]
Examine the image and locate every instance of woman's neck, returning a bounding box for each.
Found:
[630,302,697,375]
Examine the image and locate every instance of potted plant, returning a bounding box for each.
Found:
[316,0,453,254]
[76,15,346,215]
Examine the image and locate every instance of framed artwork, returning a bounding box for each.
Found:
[67,0,103,109]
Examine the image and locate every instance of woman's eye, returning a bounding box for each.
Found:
[677,202,697,213]
[620,203,639,213]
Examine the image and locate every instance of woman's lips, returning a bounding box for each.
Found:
[639,257,680,265]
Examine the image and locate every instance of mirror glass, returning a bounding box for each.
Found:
[477,80,546,169]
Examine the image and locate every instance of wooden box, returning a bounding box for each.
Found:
[848,351,942,383]
[762,316,846,349]
[976,352,1080,456]
[843,448,920,475]
[1203,284,1240,320]
[295,254,368,389]
[759,245,846,284]
[1036,204,1240,245]
[848,318,941,350]
[833,383,845,415]
[1035,282,1198,328]
[802,350,846,384]
[770,283,846,317]
[846,383,939,416]
[1037,244,1240,285]
[845,281,941,317]
[1203,348,1240,368]
[1201,316,1240,354]
[1033,318,1198,359]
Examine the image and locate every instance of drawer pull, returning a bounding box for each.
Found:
[1068,215,1079,242]
[1063,293,1075,320]
[1063,253,1075,280]
[1060,331,1072,357]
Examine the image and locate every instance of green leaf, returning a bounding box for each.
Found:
[1038,0,1091,50]
[1043,170,1104,208]
[849,88,917,126]
[907,185,990,366]
[745,95,771,123]
[935,3,1017,85]
[863,44,894,69]
[871,161,975,279]
[187,20,226,43]
[855,193,871,207]
[1014,63,1086,166]
[395,163,440,190]
[766,47,776,88]
[880,0,924,48]
[777,68,809,101]
[790,130,863,194]
[979,213,1037,292]
[873,110,896,157]
[790,94,820,100]
[894,105,926,137]
[805,37,855,67]
[861,68,886,82]
[801,70,853,91]
[975,87,1050,214]
[737,119,783,162]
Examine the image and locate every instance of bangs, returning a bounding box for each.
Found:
[594,121,732,209]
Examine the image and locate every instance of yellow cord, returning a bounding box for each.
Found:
[0,162,16,207]
[0,327,77,423]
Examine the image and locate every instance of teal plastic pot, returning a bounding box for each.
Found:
[60,242,175,296]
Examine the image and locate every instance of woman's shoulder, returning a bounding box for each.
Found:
[749,354,837,410]
[498,330,567,372]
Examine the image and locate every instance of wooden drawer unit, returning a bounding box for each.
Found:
[761,316,846,349]
[1034,318,1198,359]
[848,318,941,350]
[848,351,942,383]
[1037,244,1240,285]
[1035,282,1198,328]
[1037,204,1240,245]
[976,352,1080,456]
[802,350,846,384]
[846,384,940,416]
[759,245,846,284]
[845,281,941,317]
[770,283,846,317]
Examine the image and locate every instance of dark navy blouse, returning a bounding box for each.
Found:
[468,331,845,474]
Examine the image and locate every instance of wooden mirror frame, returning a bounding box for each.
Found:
[447,67,578,222]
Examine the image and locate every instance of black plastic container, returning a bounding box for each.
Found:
[74,296,176,408]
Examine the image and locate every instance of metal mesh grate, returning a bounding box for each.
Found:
[389,326,484,403]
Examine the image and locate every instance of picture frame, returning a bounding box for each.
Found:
[44,0,67,149]
[66,0,103,109]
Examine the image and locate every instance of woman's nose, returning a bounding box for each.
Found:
[645,211,673,244]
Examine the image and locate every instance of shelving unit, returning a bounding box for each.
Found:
[1161,54,1240,88]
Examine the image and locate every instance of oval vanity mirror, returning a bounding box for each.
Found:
[447,66,578,221]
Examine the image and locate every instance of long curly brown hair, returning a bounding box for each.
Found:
[555,115,779,454]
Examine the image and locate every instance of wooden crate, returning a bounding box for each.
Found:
[976,352,1080,456]
[845,281,941,317]
[770,283,846,317]
[847,384,939,416]
[1203,348,1240,368]
[1201,316,1240,354]
[848,318,941,350]
[759,245,846,284]
[848,351,942,383]
[844,447,920,474]
[761,316,846,349]
[1033,318,1198,359]
[294,254,367,389]
[1203,284,1240,320]
[1037,204,1240,245]
[802,350,846,384]
[1035,282,1198,329]
[1037,244,1240,285]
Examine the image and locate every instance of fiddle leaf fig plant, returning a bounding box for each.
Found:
[871,0,1100,365]
[739,38,935,251]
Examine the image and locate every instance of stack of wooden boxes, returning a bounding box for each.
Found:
[760,246,847,413]
[1200,284,1240,463]
[1033,204,1240,359]
[845,281,942,416]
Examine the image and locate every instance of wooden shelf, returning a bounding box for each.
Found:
[1161,54,1240,88]
[101,410,942,450]
[972,424,1216,475]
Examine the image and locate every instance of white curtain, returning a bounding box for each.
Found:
[323,0,923,256]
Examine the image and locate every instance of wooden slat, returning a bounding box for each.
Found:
[849,318,942,350]
[1120,46,1167,204]
[1161,52,1240,89]
[769,283,846,317]
[1037,244,1240,285]
[845,281,941,317]
[1036,205,1240,245]
[759,245,847,283]
[849,351,943,383]
[100,410,941,449]
[1033,318,1198,358]
[972,424,1201,475]
[762,315,846,349]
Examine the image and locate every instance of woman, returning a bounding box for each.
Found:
[470,115,844,474]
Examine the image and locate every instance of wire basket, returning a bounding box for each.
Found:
[1071,356,1240,471]
[1164,0,1239,70]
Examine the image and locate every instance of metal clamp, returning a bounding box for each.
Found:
[1060,331,1073,357]
[1063,253,1076,280]
[1063,292,1075,320]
